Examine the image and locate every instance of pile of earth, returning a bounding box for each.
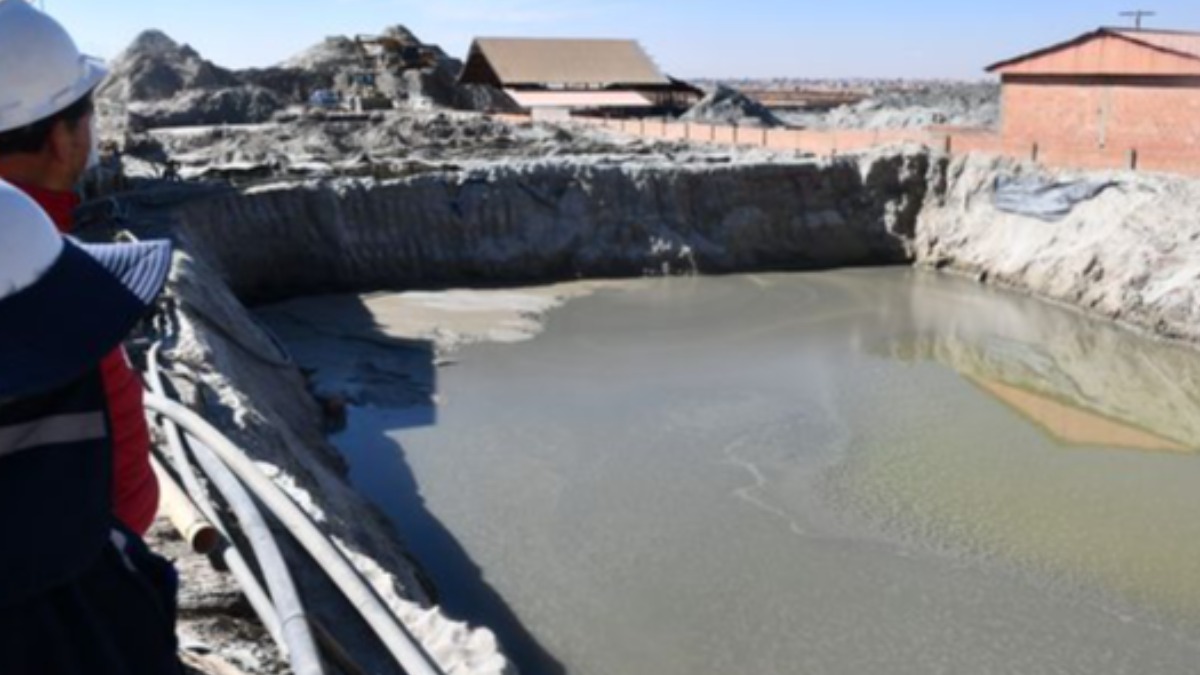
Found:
[680,85,785,128]
[96,25,514,134]
[121,112,713,182]
[783,82,1000,130]
[95,30,286,132]
[281,25,514,113]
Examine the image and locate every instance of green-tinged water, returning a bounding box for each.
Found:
[264,269,1200,675]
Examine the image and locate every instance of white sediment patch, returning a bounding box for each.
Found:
[357,281,627,351]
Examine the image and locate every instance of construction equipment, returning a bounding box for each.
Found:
[354,33,438,71]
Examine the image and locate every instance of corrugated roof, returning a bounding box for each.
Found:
[1111,29,1200,59]
[988,27,1200,74]
[469,38,669,87]
[503,89,653,109]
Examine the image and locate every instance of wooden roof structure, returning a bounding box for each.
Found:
[459,38,670,88]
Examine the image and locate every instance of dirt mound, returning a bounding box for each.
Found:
[279,35,361,74]
[681,86,785,128]
[279,25,514,113]
[96,24,514,134]
[783,82,1000,130]
[97,30,240,103]
[96,29,284,131]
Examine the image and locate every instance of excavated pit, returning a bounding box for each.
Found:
[142,143,1200,674]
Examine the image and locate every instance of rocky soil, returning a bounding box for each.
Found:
[130,113,716,182]
[96,25,510,137]
[96,31,285,134]
[782,82,1000,129]
[681,85,786,128]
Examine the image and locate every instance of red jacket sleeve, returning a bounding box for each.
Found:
[101,348,159,535]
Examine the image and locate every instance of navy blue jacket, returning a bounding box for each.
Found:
[0,370,112,607]
[0,370,183,674]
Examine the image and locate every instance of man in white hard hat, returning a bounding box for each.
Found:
[0,178,182,673]
[0,0,162,537]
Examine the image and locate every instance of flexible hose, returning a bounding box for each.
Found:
[142,392,444,675]
[145,346,291,657]
[152,418,288,649]
[188,433,325,675]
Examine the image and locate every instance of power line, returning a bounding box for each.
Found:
[1120,10,1157,29]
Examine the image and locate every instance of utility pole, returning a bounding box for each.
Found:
[1120,10,1156,29]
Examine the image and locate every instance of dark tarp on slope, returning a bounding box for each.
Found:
[992,175,1117,222]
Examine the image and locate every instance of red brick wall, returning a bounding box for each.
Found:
[1002,78,1200,152]
[513,111,1200,177]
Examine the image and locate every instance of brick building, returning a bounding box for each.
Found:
[987,28,1200,154]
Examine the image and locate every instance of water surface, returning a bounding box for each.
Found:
[267,269,1200,675]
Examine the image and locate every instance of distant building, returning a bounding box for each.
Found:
[458,37,702,120]
[987,28,1200,153]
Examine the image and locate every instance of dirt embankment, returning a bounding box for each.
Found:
[916,154,1200,344]
[169,151,930,303]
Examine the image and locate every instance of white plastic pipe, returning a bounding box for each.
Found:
[149,413,287,650]
[144,353,292,656]
[186,434,325,675]
[145,350,323,675]
[142,392,443,675]
[151,456,219,555]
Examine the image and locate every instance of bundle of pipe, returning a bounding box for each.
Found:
[146,345,319,673]
[143,345,443,675]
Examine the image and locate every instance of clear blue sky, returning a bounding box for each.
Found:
[45,1,1200,79]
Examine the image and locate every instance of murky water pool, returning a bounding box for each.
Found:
[262,269,1200,675]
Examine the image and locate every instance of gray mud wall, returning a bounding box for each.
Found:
[171,153,930,303]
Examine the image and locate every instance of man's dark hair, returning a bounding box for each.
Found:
[0,93,94,157]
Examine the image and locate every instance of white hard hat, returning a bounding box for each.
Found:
[0,0,109,134]
[0,179,63,296]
